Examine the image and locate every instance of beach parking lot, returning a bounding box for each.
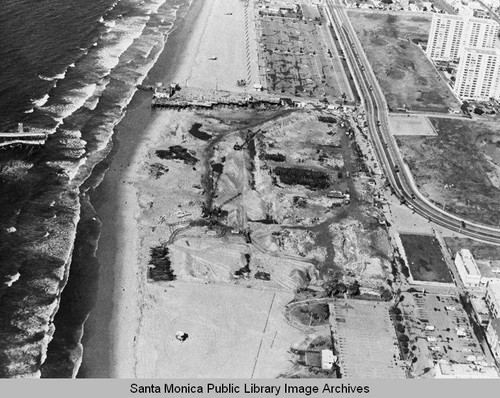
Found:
[329,299,406,378]
[256,2,353,101]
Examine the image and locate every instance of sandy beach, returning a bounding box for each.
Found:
[80,0,301,378]
[79,0,205,377]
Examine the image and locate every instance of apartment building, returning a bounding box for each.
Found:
[455,47,500,100]
[427,14,466,61]
[426,7,500,100]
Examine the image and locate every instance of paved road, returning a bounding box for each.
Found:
[324,0,500,246]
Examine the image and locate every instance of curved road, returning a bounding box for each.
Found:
[325,0,500,245]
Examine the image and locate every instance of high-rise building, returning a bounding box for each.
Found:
[426,6,500,100]
[426,11,499,61]
[454,47,500,100]
[427,14,465,61]
[464,17,499,50]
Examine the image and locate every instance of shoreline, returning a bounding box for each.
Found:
[78,0,204,378]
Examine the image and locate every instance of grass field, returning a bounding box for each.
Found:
[397,118,500,226]
[347,11,460,112]
[400,234,452,283]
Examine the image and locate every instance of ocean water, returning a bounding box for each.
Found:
[0,0,187,175]
[0,0,190,377]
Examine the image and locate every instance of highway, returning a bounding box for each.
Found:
[324,0,500,245]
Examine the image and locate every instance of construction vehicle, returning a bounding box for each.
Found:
[233,129,264,150]
[210,192,242,219]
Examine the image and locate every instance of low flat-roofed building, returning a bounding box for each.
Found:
[455,249,481,286]
[434,362,499,378]
[471,297,490,327]
[485,282,500,318]
[321,349,336,370]
[486,318,500,362]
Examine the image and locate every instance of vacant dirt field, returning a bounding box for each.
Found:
[347,11,460,112]
[397,118,500,226]
[444,237,500,273]
[388,115,436,136]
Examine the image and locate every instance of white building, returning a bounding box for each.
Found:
[485,282,500,318]
[321,349,337,370]
[455,249,482,286]
[427,15,466,61]
[464,18,499,50]
[426,6,500,101]
[455,47,500,100]
[427,12,499,62]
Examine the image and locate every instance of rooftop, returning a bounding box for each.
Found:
[455,249,481,277]
[435,362,499,378]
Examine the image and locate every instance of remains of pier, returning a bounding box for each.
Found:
[151,86,325,110]
[0,123,48,148]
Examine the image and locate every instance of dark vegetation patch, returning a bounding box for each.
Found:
[274,167,330,190]
[318,116,337,123]
[148,245,176,282]
[188,123,211,140]
[156,145,198,165]
[255,271,271,281]
[400,234,452,283]
[261,153,286,162]
[234,253,251,277]
[293,196,308,208]
[211,163,224,174]
[290,303,331,327]
[149,163,169,179]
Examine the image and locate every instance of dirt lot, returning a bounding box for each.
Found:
[347,11,460,112]
[130,105,397,377]
[388,115,436,136]
[444,237,500,274]
[397,118,500,226]
[400,234,452,284]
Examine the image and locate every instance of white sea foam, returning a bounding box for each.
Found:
[93,15,149,72]
[84,79,111,111]
[104,20,116,28]
[24,108,34,114]
[32,94,50,107]
[38,70,67,81]
[42,83,97,121]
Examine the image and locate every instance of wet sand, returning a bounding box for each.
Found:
[80,0,273,378]
[78,0,204,377]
